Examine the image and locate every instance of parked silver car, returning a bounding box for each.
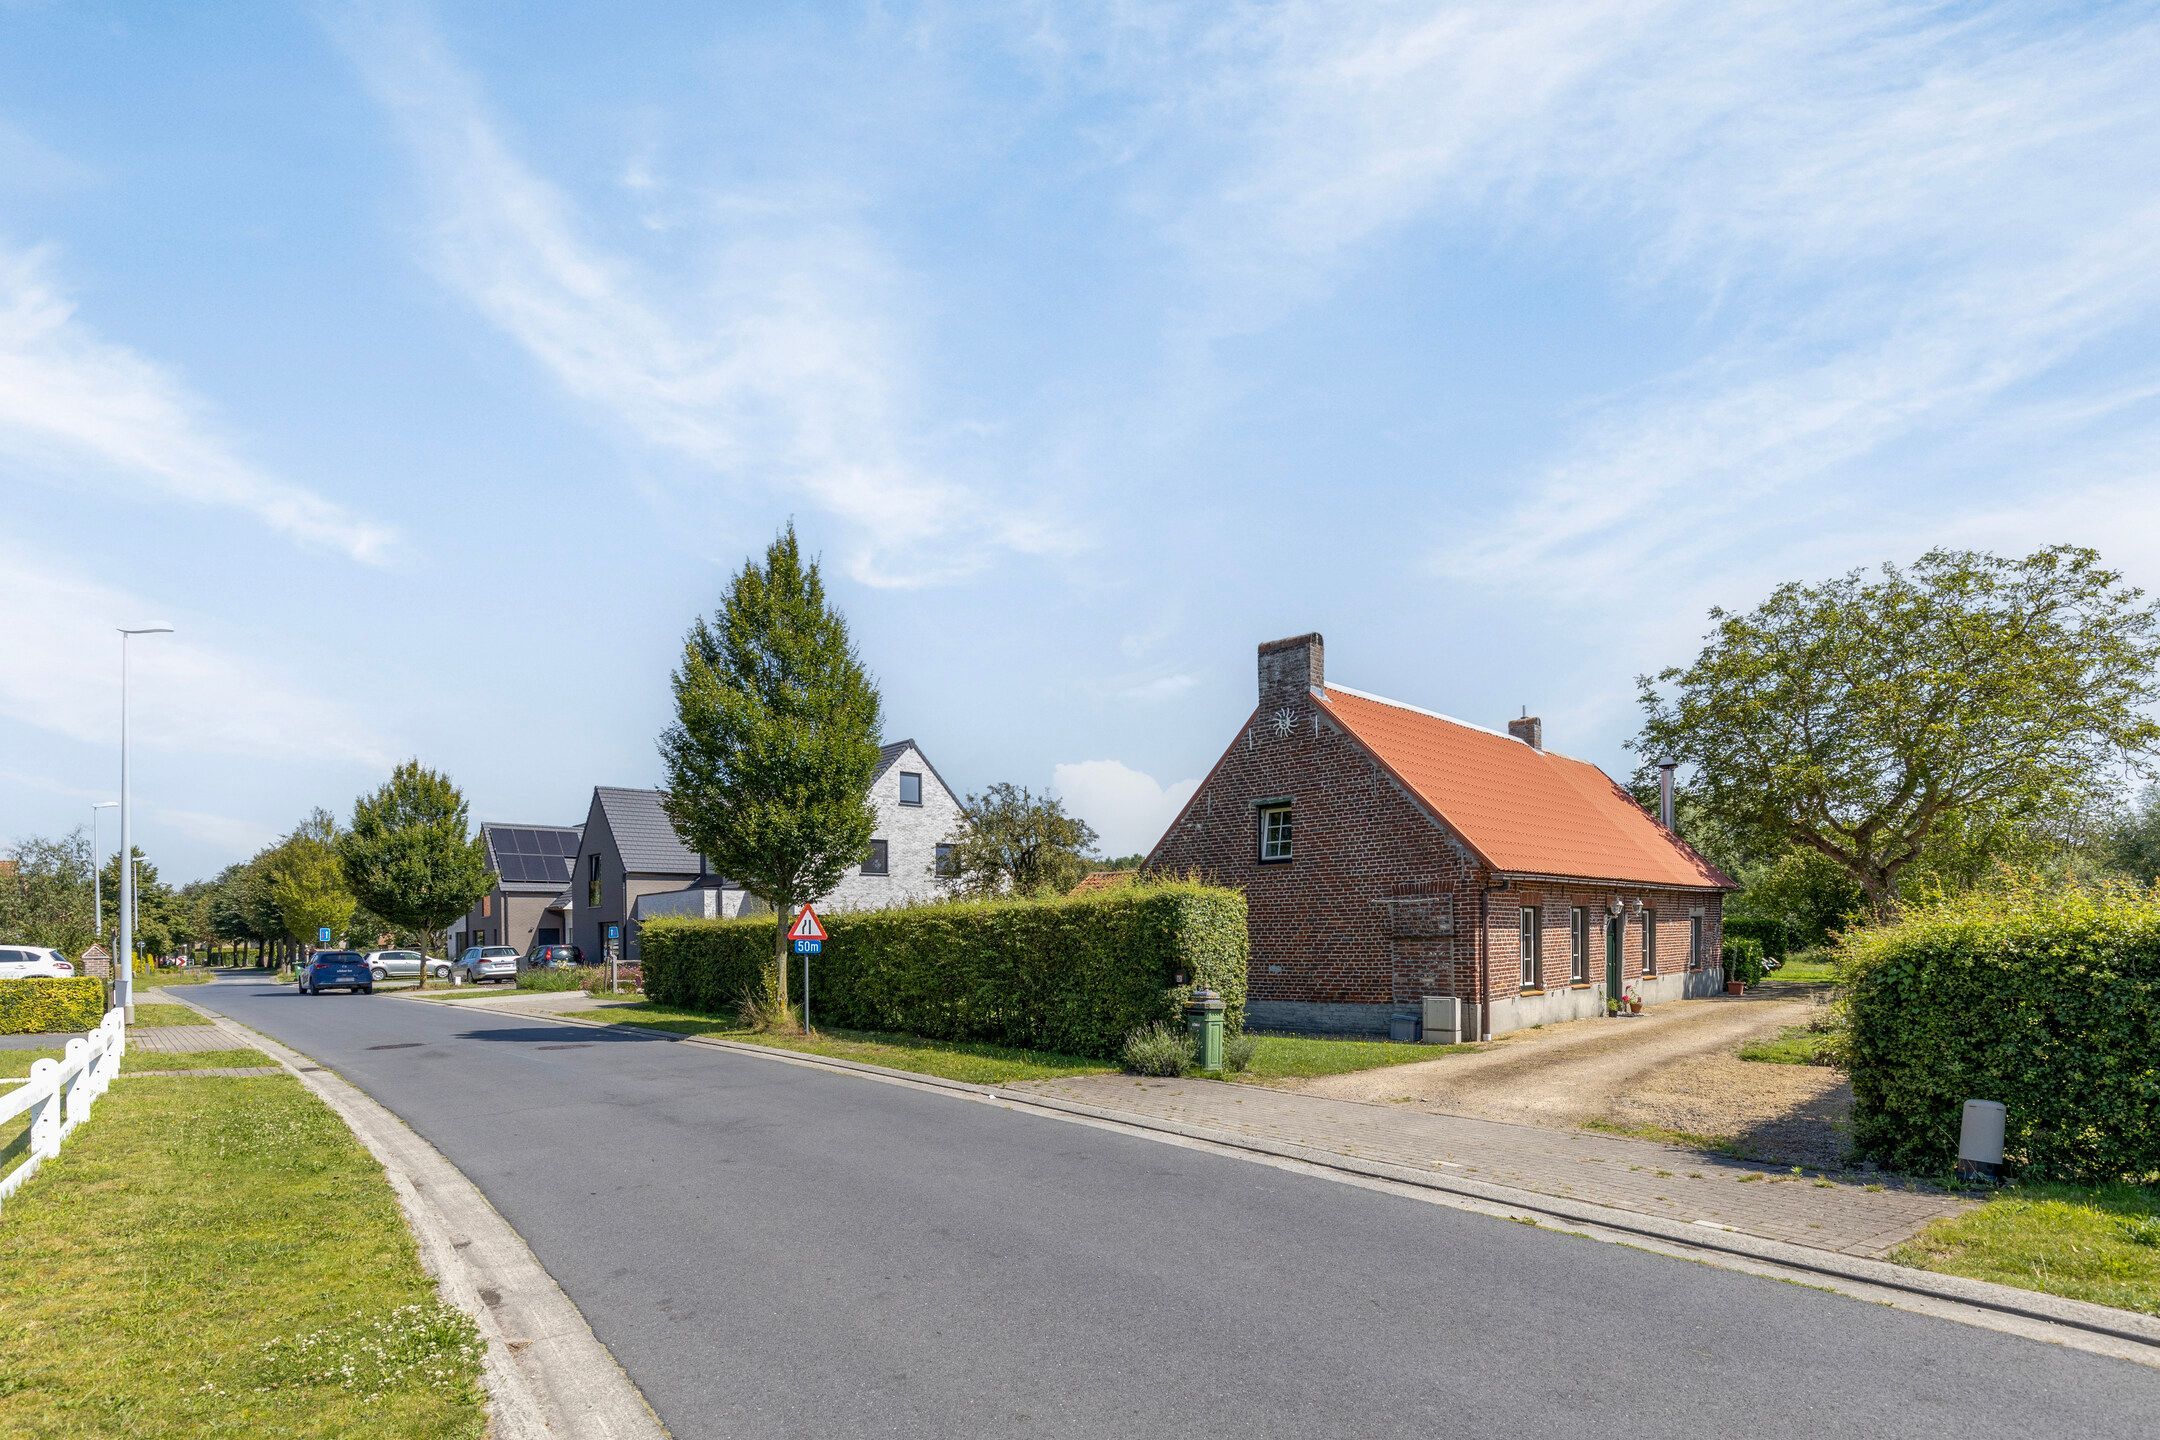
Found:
[453,945,521,985]
[364,949,452,982]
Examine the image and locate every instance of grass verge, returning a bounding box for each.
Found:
[130,1002,209,1029]
[127,1047,274,1073]
[0,1049,63,1081]
[1738,1025,1838,1066]
[134,968,212,988]
[0,1074,485,1439]
[1235,1034,1472,1083]
[1580,1117,1746,1156]
[1891,1183,2160,1315]
[580,1001,1112,1084]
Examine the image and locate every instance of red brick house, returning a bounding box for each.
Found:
[1145,633,1736,1041]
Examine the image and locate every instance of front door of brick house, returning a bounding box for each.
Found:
[1605,916,1623,1005]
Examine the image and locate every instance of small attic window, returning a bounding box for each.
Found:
[899,771,923,806]
[1258,802,1293,863]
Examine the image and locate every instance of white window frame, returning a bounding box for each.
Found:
[1643,908,1658,976]
[1519,906,1541,989]
[1258,802,1293,863]
[1570,907,1589,985]
[1689,915,1704,971]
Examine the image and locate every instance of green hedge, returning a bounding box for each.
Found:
[641,880,1248,1059]
[0,977,109,1035]
[1842,880,2160,1183]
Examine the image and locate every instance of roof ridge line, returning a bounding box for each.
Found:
[1323,683,1528,746]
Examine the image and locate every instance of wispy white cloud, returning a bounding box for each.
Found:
[1051,757,1197,857]
[331,2,1068,588]
[0,547,391,771]
[0,767,272,857]
[0,243,398,563]
[1044,2,2160,603]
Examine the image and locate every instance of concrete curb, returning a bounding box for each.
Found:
[167,990,670,1439]
[423,995,2160,1371]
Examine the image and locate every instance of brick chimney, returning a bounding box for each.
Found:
[1508,713,1543,751]
[1258,633,1324,712]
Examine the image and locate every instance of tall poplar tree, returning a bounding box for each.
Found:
[660,525,882,1022]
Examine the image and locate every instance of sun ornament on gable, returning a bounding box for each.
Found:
[1269,705,1298,739]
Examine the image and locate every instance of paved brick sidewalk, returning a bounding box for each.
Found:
[1015,1074,1970,1257]
[127,1025,236,1054]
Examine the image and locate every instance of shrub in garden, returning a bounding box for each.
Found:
[641,879,1247,1059]
[515,968,582,993]
[1841,877,2160,1183]
[1222,1032,1259,1075]
[1722,936,1767,985]
[0,976,108,1035]
[1120,1022,1194,1076]
[578,963,640,996]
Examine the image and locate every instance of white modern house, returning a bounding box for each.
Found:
[604,738,965,955]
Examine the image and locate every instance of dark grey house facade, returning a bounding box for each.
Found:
[449,823,582,957]
[569,787,744,962]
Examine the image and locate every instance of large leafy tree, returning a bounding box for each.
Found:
[946,784,1099,897]
[0,829,96,953]
[660,525,883,1020]
[339,761,491,987]
[1635,546,2160,917]
[260,810,356,951]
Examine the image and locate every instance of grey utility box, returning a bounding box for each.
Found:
[1422,995,1467,1045]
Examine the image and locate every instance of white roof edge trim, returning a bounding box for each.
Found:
[1320,684,1531,746]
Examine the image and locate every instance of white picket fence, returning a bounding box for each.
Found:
[0,1008,126,1209]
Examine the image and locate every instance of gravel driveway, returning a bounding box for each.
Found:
[1291,987,1852,1167]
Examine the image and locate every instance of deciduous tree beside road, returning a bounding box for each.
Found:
[339,761,491,988]
[659,525,883,1023]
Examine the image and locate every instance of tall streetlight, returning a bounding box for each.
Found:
[117,624,173,1023]
[90,800,117,945]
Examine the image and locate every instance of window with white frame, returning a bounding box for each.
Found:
[1519,906,1541,989]
[1571,907,1589,984]
[1258,802,1293,862]
[1643,908,1658,975]
[1689,915,1704,970]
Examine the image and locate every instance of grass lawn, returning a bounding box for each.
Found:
[0,1049,62,1081]
[0,1075,485,1439]
[582,1002,1112,1084]
[1892,1183,2160,1316]
[127,1047,275,1072]
[1760,951,1840,986]
[1738,1025,1838,1066]
[1235,1034,1473,1082]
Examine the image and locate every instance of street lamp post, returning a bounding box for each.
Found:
[117,625,173,1023]
[91,801,117,945]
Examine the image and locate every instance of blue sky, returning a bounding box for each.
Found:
[5,1,2160,882]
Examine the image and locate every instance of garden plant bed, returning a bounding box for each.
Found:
[0,1074,485,1439]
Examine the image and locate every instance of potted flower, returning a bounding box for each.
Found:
[1605,997,1621,1016]
[1724,937,1766,994]
[1623,985,1643,1015]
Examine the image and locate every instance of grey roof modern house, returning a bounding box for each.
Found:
[573,739,967,960]
[449,823,583,957]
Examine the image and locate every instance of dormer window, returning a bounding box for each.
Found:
[899,772,923,807]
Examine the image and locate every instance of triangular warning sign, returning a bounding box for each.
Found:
[787,905,828,942]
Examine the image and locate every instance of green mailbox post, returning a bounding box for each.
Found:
[1184,987,1225,1071]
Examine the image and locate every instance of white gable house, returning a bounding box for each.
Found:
[818,739,965,912]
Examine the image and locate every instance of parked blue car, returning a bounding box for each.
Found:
[298,950,374,996]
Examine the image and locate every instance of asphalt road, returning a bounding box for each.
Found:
[190,976,2160,1439]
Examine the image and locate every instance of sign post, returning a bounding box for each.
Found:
[605,922,623,995]
[788,906,827,1032]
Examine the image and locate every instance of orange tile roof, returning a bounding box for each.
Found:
[1318,685,1735,890]
[1070,869,1136,895]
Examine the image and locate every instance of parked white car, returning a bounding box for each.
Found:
[0,945,77,979]
[453,946,520,985]
[364,949,452,982]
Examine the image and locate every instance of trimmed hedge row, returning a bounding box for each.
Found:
[641,880,1248,1059]
[1842,881,2160,1183]
[0,977,109,1035]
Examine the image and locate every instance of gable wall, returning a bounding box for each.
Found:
[819,744,965,912]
